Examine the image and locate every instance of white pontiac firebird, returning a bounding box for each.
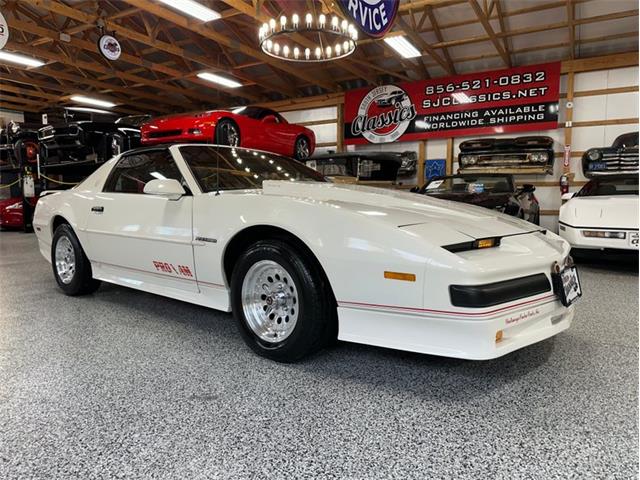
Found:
[34,144,581,362]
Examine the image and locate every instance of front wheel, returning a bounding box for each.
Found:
[294,136,310,161]
[230,239,335,362]
[51,224,101,296]
[215,119,240,147]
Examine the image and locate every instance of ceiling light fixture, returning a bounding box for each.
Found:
[70,95,116,108]
[258,13,357,62]
[156,0,220,22]
[197,72,243,89]
[384,36,421,58]
[0,51,45,67]
[65,106,116,115]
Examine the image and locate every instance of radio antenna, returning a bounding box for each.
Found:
[215,146,220,196]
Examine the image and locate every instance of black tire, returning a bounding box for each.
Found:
[230,239,336,362]
[14,138,39,165]
[293,136,310,161]
[51,224,101,296]
[215,119,241,147]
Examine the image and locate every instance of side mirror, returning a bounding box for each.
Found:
[143,178,185,200]
[521,183,536,193]
[410,186,420,193]
[263,115,277,123]
[561,192,574,200]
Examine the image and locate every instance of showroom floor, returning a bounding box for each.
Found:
[0,232,637,479]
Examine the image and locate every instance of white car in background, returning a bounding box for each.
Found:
[559,175,639,254]
[34,144,579,363]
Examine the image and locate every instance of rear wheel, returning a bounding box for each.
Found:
[216,119,240,147]
[51,224,101,296]
[294,136,310,161]
[230,239,335,362]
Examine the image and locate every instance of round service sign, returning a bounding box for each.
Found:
[351,84,416,144]
[0,11,8,50]
[98,34,121,61]
[337,0,399,38]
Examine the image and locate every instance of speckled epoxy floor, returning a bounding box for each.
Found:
[0,232,637,479]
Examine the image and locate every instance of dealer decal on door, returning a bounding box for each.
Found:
[153,261,193,278]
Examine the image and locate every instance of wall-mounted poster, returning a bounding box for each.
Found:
[344,62,561,145]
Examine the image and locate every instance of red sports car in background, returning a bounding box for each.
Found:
[0,196,37,229]
[140,106,316,160]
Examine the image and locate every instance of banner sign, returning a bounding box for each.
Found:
[337,0,398,38]
[344,62,561,145]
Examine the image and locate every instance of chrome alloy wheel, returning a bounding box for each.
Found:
[223,123,240,147]
[296,138,310,159]
[241,260,299,343]
[55,236,76,284]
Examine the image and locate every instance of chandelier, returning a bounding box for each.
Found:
[259,13,358,62]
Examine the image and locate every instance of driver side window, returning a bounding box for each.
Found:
[104,150,184,194]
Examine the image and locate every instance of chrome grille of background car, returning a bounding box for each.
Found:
[476,153,531,165]
[594,151,639,173]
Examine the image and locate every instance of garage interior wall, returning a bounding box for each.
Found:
[281,64,638,233]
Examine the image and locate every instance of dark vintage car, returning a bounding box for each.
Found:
[375,90,407,108]
[413,173,540,225]
[0,121,43,167]
[458,136,554,175]
[38,119,142,165]
[582,132,638,177]
[306,151,416,182]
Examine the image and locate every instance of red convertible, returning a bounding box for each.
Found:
[140,106,316,160]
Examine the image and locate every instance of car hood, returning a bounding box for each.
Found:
[262,181,541,243]
[562,196,639,229]
[425,192,512,209]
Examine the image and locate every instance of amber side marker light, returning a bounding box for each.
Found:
[495,330,504,343]
[476,238,497,249]
[384,271,416,282]
[443,237,501,253]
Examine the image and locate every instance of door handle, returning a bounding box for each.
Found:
[91,206,104,213]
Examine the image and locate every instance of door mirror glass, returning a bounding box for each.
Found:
[143,178,185,200]
[561,192,574,200]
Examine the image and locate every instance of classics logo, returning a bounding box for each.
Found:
[337,0,399,38]
[352,85,416,144]
[98,34,121,61]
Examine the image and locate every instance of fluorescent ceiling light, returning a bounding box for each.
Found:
[384,36,421,58]
[0,51,45,67]
[197,72,242,89]
[157,0,220,22]
[65,106,116,115]
[70,95,116,108]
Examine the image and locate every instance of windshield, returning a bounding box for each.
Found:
[424,176,513,194]
[179,145,325,192]
[116,115,150,127]
[576,176,638,197]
